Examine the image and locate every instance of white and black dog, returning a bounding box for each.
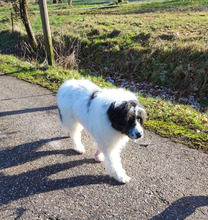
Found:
[57,79,146,183]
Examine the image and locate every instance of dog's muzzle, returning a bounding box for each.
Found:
[128,130,143,139]
[135,132,142,139]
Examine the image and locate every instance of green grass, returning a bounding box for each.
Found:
[0,0,208,152]
[18,0,207,100]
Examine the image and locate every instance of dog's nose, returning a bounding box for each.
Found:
[136,132,142,138]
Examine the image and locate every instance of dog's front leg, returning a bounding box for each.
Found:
[104,149,131,184]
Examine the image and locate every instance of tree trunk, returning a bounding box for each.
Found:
[19,0,38,51]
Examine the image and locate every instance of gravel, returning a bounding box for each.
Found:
[105,75,207,111]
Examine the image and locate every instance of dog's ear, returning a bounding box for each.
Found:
[128,100,147,125]
[137,108,147,125]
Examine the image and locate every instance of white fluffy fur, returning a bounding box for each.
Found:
[57,79,140,183]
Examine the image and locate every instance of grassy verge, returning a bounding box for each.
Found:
[1,0,207,104]
[0,54,207,152]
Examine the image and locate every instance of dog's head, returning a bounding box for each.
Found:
[107,100,147,139]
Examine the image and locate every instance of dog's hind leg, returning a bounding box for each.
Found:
[104,148,131,184]
[94,149,105,162]
[64,117,85,154]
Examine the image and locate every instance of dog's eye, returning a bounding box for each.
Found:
[137,116,143,124]
[128,117,135,126]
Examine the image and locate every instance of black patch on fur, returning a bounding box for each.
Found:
[91,90,100,100]
[58,108,63,122]
[88,90,100,110]
[107,100,146,135]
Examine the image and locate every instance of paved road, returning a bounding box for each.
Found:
[0,72,207,219]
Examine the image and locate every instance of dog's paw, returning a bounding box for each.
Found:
[73,145,85,154]
[115,175,131,184]
[74,149,85,154]
[94,150,105,162]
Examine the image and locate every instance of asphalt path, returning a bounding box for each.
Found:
[0,72,207,219]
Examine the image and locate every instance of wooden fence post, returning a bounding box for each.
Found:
[39,0,55,66]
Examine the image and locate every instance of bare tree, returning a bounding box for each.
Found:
[11,0,38,50]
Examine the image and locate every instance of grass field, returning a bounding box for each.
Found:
[0,0,207,151]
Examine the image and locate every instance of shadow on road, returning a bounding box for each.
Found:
[0,137,118,206]
[0,105,57,117]
[0,136,72,170]
[0,139,207,219]
[151,196,208,220]
[0,161,113,205]
[1,93,54,101]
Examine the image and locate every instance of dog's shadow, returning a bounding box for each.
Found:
[0,136,77,170]
[0,137,119,205]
